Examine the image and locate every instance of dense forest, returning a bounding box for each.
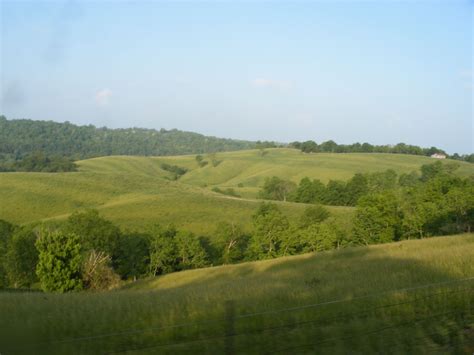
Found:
[0,116,255,160]
[0,161,471,293]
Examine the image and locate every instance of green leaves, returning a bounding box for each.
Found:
[299,205,330,229]
[175,231,209,270]
[148,225,209,275]
[148,226,178,276]
[353,192,402,245]
[4,227,38,288]
[214,222,248,264]
[250,203,290,259]
[35,229,83,293]
[258,177,296,202]
[64,210,120,257]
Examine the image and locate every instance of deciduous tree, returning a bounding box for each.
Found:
[4,227,38,288]
[36,230,83,293]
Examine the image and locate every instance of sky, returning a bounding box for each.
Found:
[0,0,472,154]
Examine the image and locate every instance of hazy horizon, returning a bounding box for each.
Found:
[1,1,473,154]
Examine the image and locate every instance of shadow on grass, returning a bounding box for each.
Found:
[1,235,473,354]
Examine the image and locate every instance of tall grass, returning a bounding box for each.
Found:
[1,234,473,354]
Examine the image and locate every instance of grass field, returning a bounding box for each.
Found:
[2,233,473,354]
[157,149,474,197]
[0,149,473,235]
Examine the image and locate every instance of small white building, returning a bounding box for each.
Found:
[431,153,446,159]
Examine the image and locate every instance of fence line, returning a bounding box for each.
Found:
[108,286,473,354]
[234,276,474,320]
[9,276,474,352]
[272,309,471,353]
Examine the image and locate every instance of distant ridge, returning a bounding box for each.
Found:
[0,116,256,159]
[1,116,472,163]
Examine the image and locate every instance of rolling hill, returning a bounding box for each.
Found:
[153,148,474,197]
[2,233,473,354]
[0,149,473,235]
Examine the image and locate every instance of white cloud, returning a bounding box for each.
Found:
[95,88,112,106]
[251,78,290,90]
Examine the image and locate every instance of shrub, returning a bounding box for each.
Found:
[82,250,120,291]
[160,163,188,179]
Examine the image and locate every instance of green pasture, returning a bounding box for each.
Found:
[0,149,472,235]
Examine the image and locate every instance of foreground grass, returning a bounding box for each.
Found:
[2,234,473,354]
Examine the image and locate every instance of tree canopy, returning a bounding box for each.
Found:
[0,116,255,160]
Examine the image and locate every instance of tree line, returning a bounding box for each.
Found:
[289,140,474,163]
[259,161,469,206]
[0,210,212,292]
[0,205,347,292]
[252,164,472,259]
[353,170,473,243]
[0,116,255,161]
[0,151,77,172]
[3,116,471,167]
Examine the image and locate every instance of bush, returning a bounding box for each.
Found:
[160,163,188,179]
[82,250,120,291]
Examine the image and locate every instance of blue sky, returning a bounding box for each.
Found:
[1,1,472,153]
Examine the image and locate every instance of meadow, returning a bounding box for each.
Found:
[1,233,473,354]
[1,149,472,236]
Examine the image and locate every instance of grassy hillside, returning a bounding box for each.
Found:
[2,234,473,354]
[0,169,350,235]
[0,149,473,234]
[152,149,474,198]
